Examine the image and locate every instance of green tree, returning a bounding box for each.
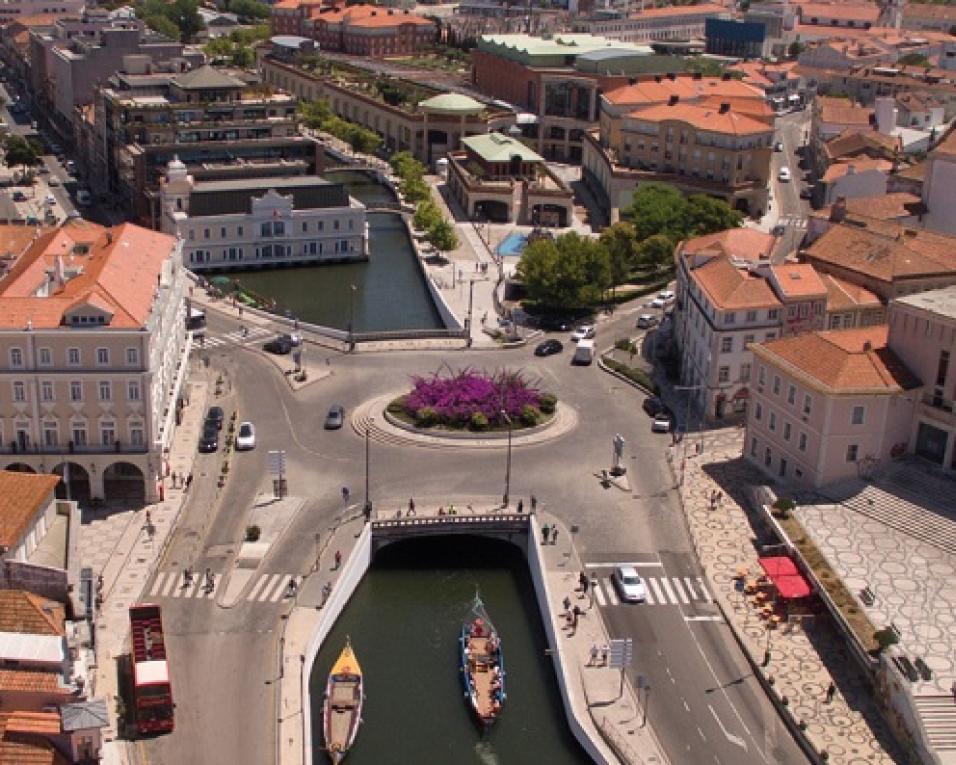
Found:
[414,199,442,231]
[228,0,270,19]
[623,184,689,242]
[400,175,430,204]
[389,151,425,180]
[169,0,204,40]
[788,40,805,57]
[898,53,930,67]
[139,0,203,40]
[517,233,610,309]
[684,194,743,236]
[298,99,333,128]
[599,221,639,287]
[636,234,675,272]
[143,13,181,40]
[428,219,459,251]
[5,135,40,170]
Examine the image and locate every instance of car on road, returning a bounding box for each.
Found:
[774,141,784,152]
[650,289,675,309]
[778,167,792,182]
[198,424,219,453]
[324,404,345,430]
[771,224,786,237]
[11,190,25,202]
[612,565,647,603]
[636,314,658,329]
[47,176,60,186]
[205,406,224,431]
[235,421,256,451]
[43,193,55,206]
[277,332,301,347]
[571,324,595,342]
[534,339,564,357]
[66,210,81,220]
[64,160,76,175]
[651,411,673,433]
[75,189,91,206]
[263,336,293,355]
[642,396,665,417]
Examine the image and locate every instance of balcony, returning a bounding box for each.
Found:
[919,392,956,427]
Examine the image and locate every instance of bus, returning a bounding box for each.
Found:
[129,603,175,735]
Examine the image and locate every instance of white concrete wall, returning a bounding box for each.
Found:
[923,155,956,235]
[825,169,888,205]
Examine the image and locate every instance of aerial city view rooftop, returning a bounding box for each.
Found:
[0,0,955,762]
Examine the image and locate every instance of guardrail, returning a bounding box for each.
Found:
[372,513,529,532]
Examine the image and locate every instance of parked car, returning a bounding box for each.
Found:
[235,421,256,451]
[774,141,784,152]
[205,406,224,431]
[75,189,92,206]
[64,160,76,175]
[652,412,673,433]
[277,332,302,347]
[47,176,60,186]
[11,190,26,202]
[800,186,813,200]
[324,404,345,430]
[612,565,647,603]
[636,314,658,329]
[198,425,219,453]
[534,339,564,357]
[264,336,293,355]
[642,396,665,417]
[777,167,792,182]
[43,193,55,206]
[570,324,595,342]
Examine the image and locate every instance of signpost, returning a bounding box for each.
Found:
[269,449,287,498]
[607,637,633,698]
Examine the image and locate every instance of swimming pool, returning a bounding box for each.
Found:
[497,232,528,259]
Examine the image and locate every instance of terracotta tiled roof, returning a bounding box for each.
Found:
[798,2,880,23]
[0,222,177,330]
[771,264,828,298]
[821,158,893,183]
[815,192,924,222]
[894,160,926,181]
[692,256,782,310]
[931,127,956,158]
[804,220,956,282]
[0,713,69,765]
[0,472,59,549]
[4,713,60,737]
[682,228,775,262]
[817,96,873,126]
[822,273,881,310]
[824,128,899,162]
[603,76,764,107]
[752,326,921,393]
[627,102,773,136]
[0,591,65,636]
[312,4,433,27]
[0,669,64,695]
[696,94,774,120]
[629,2,725,17]
[0,226,49,262]
[2,13,61,29]
[904,3,956,22]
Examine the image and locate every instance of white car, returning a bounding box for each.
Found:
[636,314,658,329]
[43,193,55,206]
[652,412,673,433]
[650,290,675,309]
[778,167,792,182]
[613,565,647,603]
[235,421,256,451]
[570,324,595,342]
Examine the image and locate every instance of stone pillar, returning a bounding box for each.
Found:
[422,111,429,165]
[89,465,105,502]
[459,114,466,150]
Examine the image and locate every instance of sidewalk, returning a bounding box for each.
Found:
[671,429,905,765]
[278,500,667,765]
[83,374,211,765]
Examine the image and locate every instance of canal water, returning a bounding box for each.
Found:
[309,537,591,765]
[228,170,443,332]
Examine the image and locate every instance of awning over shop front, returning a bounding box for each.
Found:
[758,556,812,599]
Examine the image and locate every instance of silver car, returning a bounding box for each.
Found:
[235,421,256,451]
[613,566,647,603]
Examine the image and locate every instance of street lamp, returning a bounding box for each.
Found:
[347,284,356,351]
[500,409,513,507]
[364,418,372,520]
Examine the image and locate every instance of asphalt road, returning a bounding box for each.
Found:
[139,303,809,765]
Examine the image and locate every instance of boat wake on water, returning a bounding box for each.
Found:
[474,740,501,765]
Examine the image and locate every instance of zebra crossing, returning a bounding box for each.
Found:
[591,572,712,608]
[147,570,302,604]
[195,326,272,350]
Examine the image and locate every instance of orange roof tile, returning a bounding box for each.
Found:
[696,94,774,120]
[771,264,828,298]
[815,192,924,222]
[821,158,893,182]
[0,669,64,695]
[692,256,782,310]
[629,2,726,17]
[798,2,880,23]
[817,96,874,126]
[0,472,59,549]
[682,228,775,262]
[0,714,69,765]
[824,127,899,162]
[0,226,49,262]
[603,76,764,108]
[5,713,60,737]
[822,272,882,310]
[0,591,65,636]
[311,3,432,27]
[753,326,920,393]
[627,102,773,136]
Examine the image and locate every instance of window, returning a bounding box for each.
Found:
[41,381,54,402]
[725,312,736,325]
[783,422,791,441]
[755,402,762,421]
[721,337,733,353]
[803,394,812,415]
[718,366,730,383]
[787,385,796,405]
[750,437,757,457]
[772,376,781,395]
[70,381,82,401]
[43,421,58,448]
[740,363,751,382]
[758,366,766,386]
[130,422,144,446]
[12,381,25,402]
[203,228,210,240]
[769,412,776,431]
[302,221,308,233]
[851,405,865,425]
[768,309,779,320]
[937,350,949,388]
[765,332,776,341]
[764,447,772,467]
[126,347,139,366]
[98,381,111,401]
[846,444,858,462]
[9,348,22,368]
[68,348,81,366]
[237,226,243,237]
[100,421,115,447]
[127,381,140,401]
[261,222,273,237]
[96,348,109,365]
[798,432,807,451]
[746,310,757,322]
[744,334,755,346]
[220,227,226,238]
[71,423,87,447]
[829,314,841,329]
[38,348,52,366]
[778,458,787,478]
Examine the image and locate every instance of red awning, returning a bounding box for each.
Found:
[758,556,812,599]
[733,387,750,400]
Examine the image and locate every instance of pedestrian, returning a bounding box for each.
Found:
[321,582,332,607]
[171,471,178,489]
[541,523,550,544]
[363,503,371,523]
[516,499,523,514]
[238,305,243,318]
[570,608,579,633]
[286,578,297,597]
[186,472,193,491]
[601,644,609,666]
[825,681,836,703]
[145,510,152,527]
[530,494,538,511]
[602,468,608,483]
[551,525,559,545]
[579,570,588,594]
[951,681,956,703]
[342,486,350,502]
[589,643,599,666]
[717,491,723,506]
[408,498,416,516]
[563,595,572,613]
[334,550,342,570]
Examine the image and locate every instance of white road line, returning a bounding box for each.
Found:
[187,579,204,599]
[593,583,607,607]
[202,579,218,599]
[684,577,699,600]
[660,576,677,604]
[269,576,297,603]
[697,577,713,601]
[604,578,620,606]
[685,615,724,622]
[161,572,181,598]
[648,577,666,604]
[672,577,690,604]
[643,581,656,605]
[149,572,169,598]
[584,561,662,569]
[248,574,272,601]
[258,574,285,602]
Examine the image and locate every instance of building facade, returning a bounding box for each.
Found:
[0,221,188,503]
[159,160,368,271]
[574,4,729,43]
[704,17,771,59]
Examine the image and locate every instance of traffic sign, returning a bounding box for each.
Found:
[268,450,286,477]
[607,637,633,669]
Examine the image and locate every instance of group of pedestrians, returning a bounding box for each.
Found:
[170,471,193,491]
[540,523,560,545]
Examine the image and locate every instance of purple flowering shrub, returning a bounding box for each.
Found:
[403,368,551,428]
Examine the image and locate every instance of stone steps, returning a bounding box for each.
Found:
[914,695,956,751]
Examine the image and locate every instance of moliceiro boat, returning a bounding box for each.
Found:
[459,594,506,727]
[323,639,364,763]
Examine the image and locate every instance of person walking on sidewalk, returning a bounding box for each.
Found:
[530,494,538,512]
[334,550,342,570]
[551,525,559,546]
[408,498,416,516]
[516,499,523,514]
[541,523,550,544]
[589,643,599,666]
[825,681,836,703]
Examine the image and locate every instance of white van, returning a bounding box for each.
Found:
[573,338,595,365]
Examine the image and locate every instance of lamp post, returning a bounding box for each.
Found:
[501,409,513,507]
[347,284,356,351]
[364,418,372,520]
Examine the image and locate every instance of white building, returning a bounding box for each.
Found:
[0,220,189,503]
[922,128,956,236]
[0,0,83,21]
[159,160,368,271]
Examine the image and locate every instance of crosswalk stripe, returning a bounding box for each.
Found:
[672,577,690,604]
[593,583,607,607]
[648,577,665,603]
[203,578,218,599]
[162,572,180,598]
[643,581,656,605]
[258,574,283,602]
[247,574,271,601]
[604,578,619,606]
[697,577,712,601]
[149,572,168,598]
[269,576,294,602]
[659,577,677,603]
[684,577,698,600]
[187,578,204,599]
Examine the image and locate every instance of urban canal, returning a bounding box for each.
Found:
[229,169,444,332]
[309,537,591,764]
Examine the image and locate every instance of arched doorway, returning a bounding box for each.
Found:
[475,200,510,223]
[4,463,36,473]
[52,462,90,502]
[103,462,146,504]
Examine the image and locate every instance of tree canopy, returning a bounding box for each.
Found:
[138,0,203,41]
[297,99,382,154]
[599,221,639,287]
[517,233,611,309]
[622,184,743,245]
[5,135,40,169]
[227,0,270,20]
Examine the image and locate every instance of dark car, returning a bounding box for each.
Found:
[642,396,665,417]
[198,425,219,453]
[324,404,345,430]
[800,186,813,200]
[534,339,564,357]
[537,315,574,332]
[205,406,224,430]
[264,336,293,355]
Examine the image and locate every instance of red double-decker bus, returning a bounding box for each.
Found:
[129,603,175,735]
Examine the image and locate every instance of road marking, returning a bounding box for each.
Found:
[685,615,724,623]
[187,579,204,599]
[162,572,180,598]
[697,577,713,601]
[672,577,690,604]
[604,578,620,606]
[709,705,748,750]
[202,579,218,599]
[659,576,677,603]
[259,574,285,602]
[149,572,169,598]
[648,578,665,604]
[593,584,607,608]
[248,574,272,601]
[643,581,656,605]
[255,574,281,601]
[684,577,698,599]
[269,576,301,603]
[584,560,662,569]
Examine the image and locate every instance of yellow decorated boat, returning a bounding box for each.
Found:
[322,639,364,764]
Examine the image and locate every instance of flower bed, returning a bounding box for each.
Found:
[389,369,557,431]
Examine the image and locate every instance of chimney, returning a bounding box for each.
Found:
[830,196,847,222]
[105,231,113,245]
[654,74,662,83]
[846,163,856,175]
[53,254,65,291]
[721,72,731,80]
[668,94,679,105]
[863,340,872,351]
[666,72,676,81]
[693,71,702,80]
[719,102,731,114]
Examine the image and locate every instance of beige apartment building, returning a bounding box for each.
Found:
[0,220,188,504]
